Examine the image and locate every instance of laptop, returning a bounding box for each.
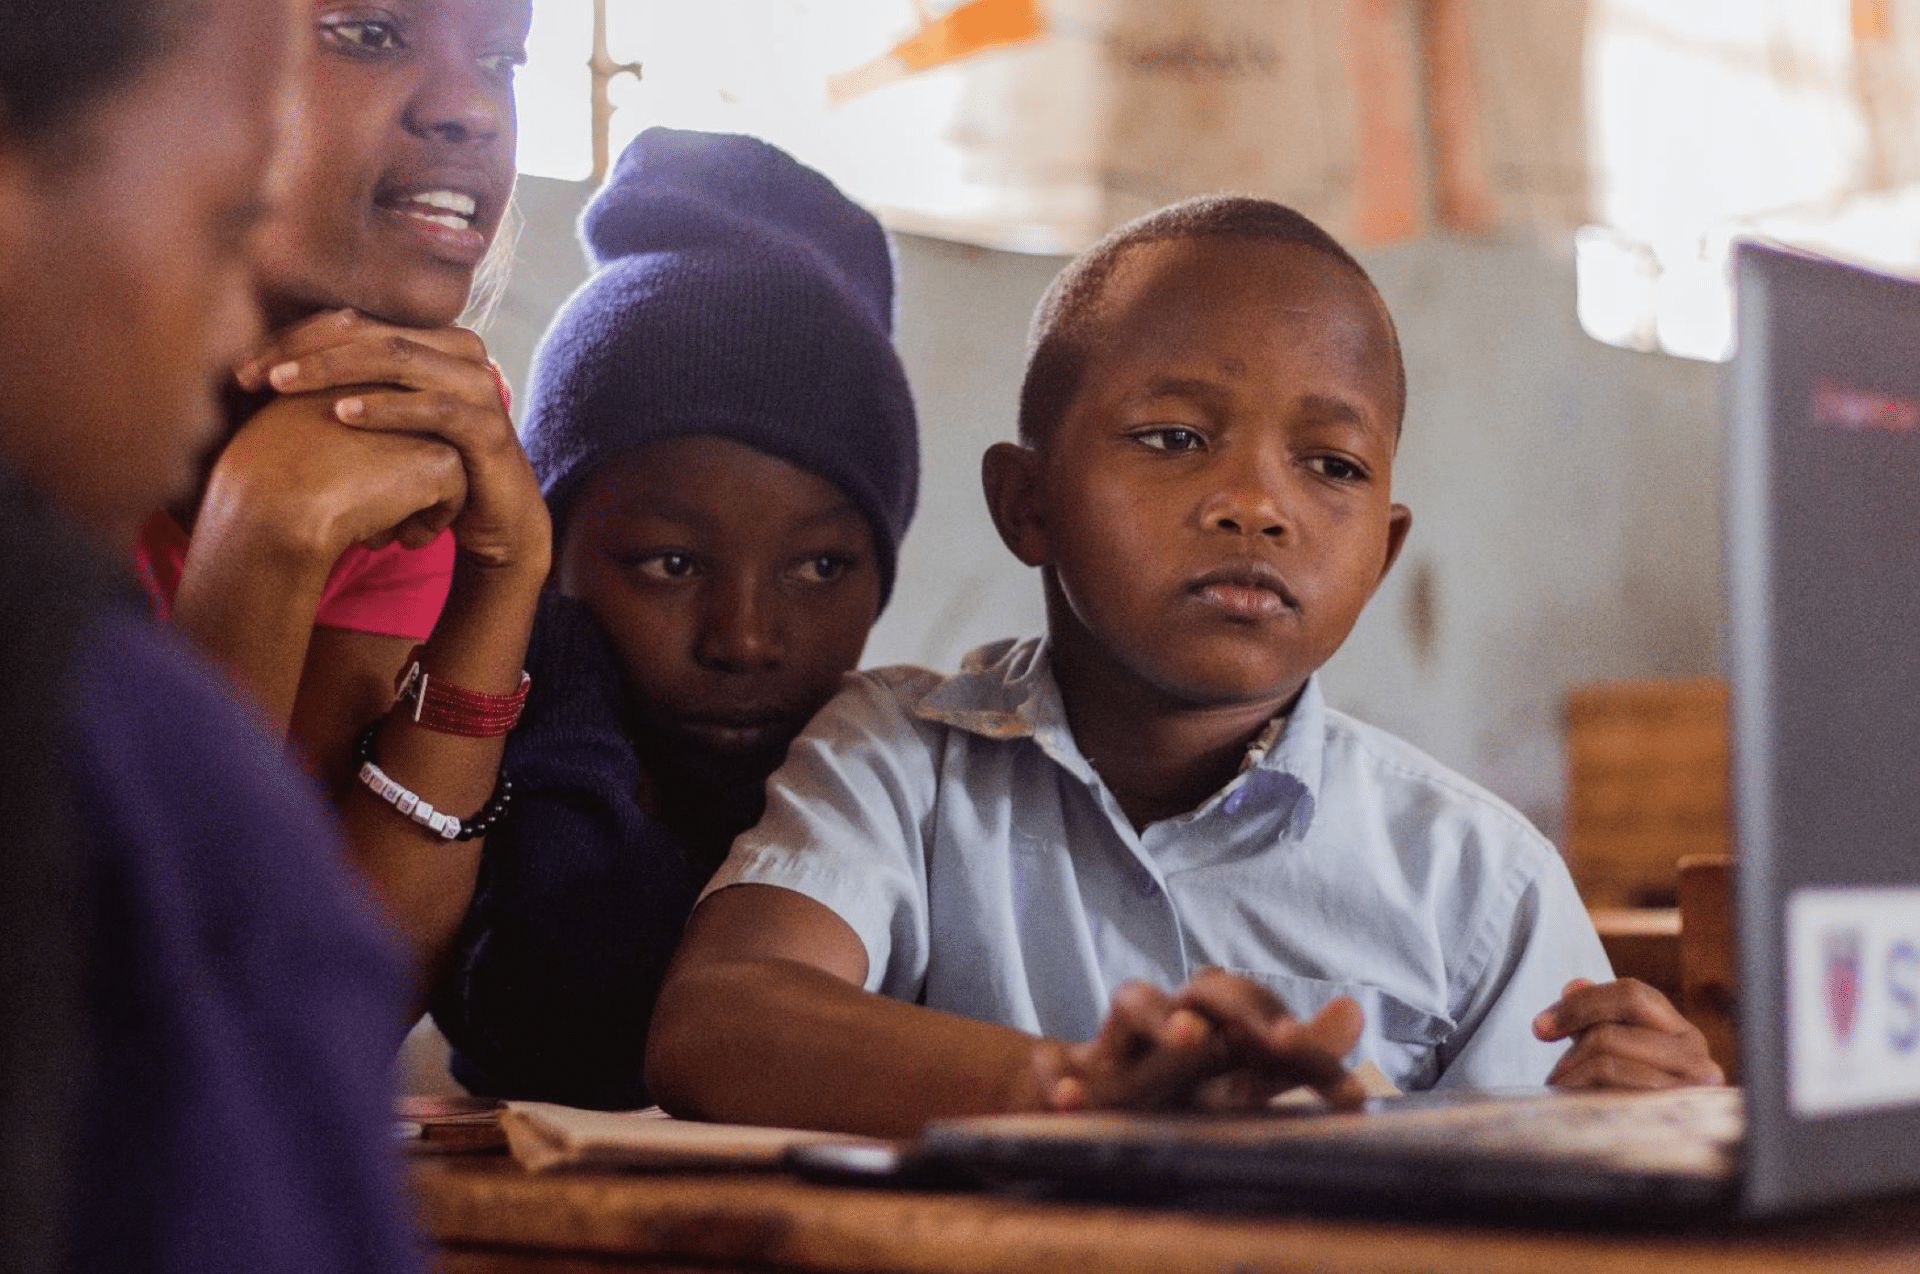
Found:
[866,243,1920,1220]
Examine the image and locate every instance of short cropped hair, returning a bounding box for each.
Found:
[1017,196,1406,448]
[0,0,167,141]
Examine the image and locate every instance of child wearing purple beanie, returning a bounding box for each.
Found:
[431,128,919,1109]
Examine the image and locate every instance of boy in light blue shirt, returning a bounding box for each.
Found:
[648,197,1720,1136]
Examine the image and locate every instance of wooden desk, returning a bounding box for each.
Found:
[417,1152,1920,1274]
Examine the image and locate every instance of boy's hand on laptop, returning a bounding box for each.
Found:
[1029,970,1368,1113]
[1534,978,1724,1089]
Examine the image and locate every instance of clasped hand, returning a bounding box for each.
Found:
[219,308,545,568]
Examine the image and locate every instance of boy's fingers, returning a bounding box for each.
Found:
[1174,967,1290,1037]
[1550,1053,1673,1091]
[1549,1043,1721,1091]
[1269,998,1368,1109]
[1545,1023,1723,1088]
[1303,995,1366,1056]
[1173,972,1363,1107]
[1534,978,1689,1041]
[1074,982,1174,1084]
[1176,974,1364,1108]
[1100,980,1176,1057]
[1067,983,1229,1109]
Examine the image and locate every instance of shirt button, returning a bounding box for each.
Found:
[1133,864,1157,897]
[1224,789,1247,815]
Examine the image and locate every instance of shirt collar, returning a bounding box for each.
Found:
[913,636,1325,835]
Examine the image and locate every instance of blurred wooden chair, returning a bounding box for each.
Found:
[1587,906,1682,1005]
[1678,854,1739,1083]
[1563,679,1731,909]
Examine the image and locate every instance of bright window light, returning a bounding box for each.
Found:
[1579,0,1920,362]
[516,0,596,181]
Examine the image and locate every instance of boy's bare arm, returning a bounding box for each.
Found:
[648,886,1369,1135]
[647,885,1055,1137]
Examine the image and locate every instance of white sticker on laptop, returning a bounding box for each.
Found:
[1788,887,1920,1116]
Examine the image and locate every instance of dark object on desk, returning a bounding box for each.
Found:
[890,243,1920,1225]
[398,1095,508,1154]
[906,1089,1742,1223]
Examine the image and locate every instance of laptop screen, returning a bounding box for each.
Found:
[1726,242,1920,1212]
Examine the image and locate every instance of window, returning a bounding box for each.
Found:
[1579,0,1920,361]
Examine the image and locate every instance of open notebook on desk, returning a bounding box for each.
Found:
[880,243,1920,1222]
[497,1103,849,1172]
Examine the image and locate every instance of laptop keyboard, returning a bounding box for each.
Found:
[1273,1087,1744,1175]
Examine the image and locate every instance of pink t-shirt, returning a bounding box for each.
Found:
[134,513,455,641]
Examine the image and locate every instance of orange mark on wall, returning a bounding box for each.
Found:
[830,0,1046,104]
[1347,0,1423,245]
[1853,0,1893,43]
[1420,0,1495,235]
[895,0,1045,72]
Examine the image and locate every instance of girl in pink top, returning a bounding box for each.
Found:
[144,0,550,978]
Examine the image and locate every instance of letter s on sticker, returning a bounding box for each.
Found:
[1889,941,1920,1054]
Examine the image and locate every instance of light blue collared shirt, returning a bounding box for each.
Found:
[706,637,1612,1090]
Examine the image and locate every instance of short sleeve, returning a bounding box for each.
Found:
[703,669,942,998]
[1432,847,1614,1089]
[312,531,456,640]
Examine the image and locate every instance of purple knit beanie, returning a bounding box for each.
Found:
[521,127,920,605]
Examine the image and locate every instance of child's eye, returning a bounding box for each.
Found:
[318,14,406,55]
[629,551,699,582]
[1133,426,1206,453]
[1306,455,1367,482]
[478,48,526,81]
[791,554,855,585]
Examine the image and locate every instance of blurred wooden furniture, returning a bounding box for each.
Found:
[1679,853,1740,1082]
[416,1152,1920,1273]
[1589,905,1681,1004]
[1564,679,1731,908]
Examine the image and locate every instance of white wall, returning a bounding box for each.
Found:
[489,176,1722,842]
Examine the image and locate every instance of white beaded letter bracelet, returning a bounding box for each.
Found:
[352,719,512,841]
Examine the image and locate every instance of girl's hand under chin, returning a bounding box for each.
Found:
[236,307,551,581]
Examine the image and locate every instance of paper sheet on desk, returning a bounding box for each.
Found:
[500,1102,850,1172]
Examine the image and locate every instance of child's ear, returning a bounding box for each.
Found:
[1377,503,1413,584]
[981,441,1049,567]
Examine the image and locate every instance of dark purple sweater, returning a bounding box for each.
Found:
[0,460,424,1274]
[432,591,701,1110]
[64,611,428,1274]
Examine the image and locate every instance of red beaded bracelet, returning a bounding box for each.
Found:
[393,650,530,738]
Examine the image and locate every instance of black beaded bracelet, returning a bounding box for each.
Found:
[352,719,513,842]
